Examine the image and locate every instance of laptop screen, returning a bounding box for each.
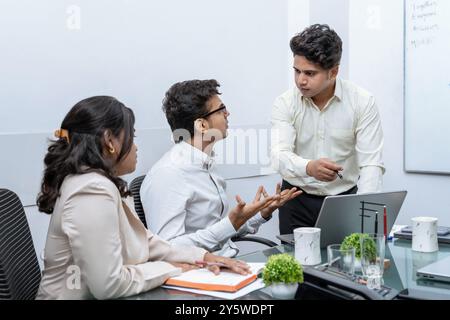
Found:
[314,191,407,248]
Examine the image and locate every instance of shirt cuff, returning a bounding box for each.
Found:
[293,157,311,177]
[207,216,238,243]
[253,212,271,223]
[242,213,268,234]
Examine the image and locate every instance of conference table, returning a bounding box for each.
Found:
[126,238,450,300]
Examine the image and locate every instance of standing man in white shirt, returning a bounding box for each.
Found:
[271,24,385,235]
[141,80,301,257]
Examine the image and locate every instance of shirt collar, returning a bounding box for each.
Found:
[297,78,343,102]
[177,141,215,170]
[334,78,343,101]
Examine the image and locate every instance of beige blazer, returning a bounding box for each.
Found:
[36,172,206,300]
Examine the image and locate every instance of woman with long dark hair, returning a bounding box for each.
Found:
[36,96,252,299]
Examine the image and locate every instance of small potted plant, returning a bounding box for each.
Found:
[262,253,304,299]
[341,233,377,269]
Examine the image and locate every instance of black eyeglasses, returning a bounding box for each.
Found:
[199,104,227,118]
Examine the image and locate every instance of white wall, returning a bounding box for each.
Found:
[348,0,450,226]
[1,0,289,204]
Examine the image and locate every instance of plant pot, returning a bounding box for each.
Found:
[270,283,299,299]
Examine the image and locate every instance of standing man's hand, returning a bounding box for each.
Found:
[306,158,343,182]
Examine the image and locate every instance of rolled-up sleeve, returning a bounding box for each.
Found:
[271,93,311,178]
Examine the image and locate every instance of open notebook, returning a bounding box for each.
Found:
[165,263,265,293]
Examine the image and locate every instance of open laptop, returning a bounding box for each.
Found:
[416,256,450,283]
[277,190,407,248]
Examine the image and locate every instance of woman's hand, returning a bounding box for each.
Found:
[228,186,278,230]
[202,252,251,275]
[259,183,303,219]
[168,262,200,273]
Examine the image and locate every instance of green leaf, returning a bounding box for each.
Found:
[341,233,376,260]
[262,253,304,286]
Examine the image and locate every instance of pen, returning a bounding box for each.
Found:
[334,170,343,179]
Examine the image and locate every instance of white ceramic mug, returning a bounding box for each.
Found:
[412,216,438,253]
[294,227,321,265]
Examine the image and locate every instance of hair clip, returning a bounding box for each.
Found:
[54,129,70,144]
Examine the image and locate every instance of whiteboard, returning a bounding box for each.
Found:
[404,0,450,173]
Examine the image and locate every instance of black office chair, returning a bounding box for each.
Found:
[129,175,148,228]
[129,175,277,247]
[0,189,41,300]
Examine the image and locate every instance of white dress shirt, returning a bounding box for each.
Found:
[270,78,385,196]
[36,172,206,300]
[141,142,268,258]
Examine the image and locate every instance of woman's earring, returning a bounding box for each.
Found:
[109,147,115,154]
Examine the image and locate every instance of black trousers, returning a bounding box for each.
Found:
[279,180,358,235]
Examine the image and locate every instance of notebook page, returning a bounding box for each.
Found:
[167,263,264,285]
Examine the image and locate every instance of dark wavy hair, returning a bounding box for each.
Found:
[37,96,135,214]
[162,79,221,142]
[290,24,342,70]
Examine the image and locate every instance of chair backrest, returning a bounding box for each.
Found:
[0,189,41,300]
[129,175,148,228]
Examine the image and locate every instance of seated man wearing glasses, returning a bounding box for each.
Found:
[140,79,301,257]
